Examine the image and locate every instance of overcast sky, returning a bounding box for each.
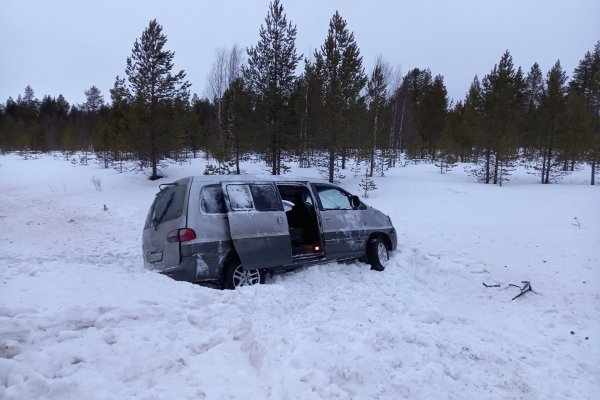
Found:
[1,0,599,106]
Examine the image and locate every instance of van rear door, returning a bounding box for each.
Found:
[142,180,190,270]
[221,182,291,269]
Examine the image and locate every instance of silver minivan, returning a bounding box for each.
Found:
[142,176,397,289]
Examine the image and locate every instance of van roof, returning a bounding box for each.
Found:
[189,175,329,184]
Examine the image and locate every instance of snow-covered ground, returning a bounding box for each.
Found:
[1,153,599,400]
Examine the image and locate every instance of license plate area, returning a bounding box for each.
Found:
[149,251,163,263]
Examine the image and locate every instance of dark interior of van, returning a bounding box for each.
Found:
[277,184,323,257]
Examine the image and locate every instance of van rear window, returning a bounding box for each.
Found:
[145,184,187,228]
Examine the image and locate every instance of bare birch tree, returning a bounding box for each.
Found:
[207,44,244,150]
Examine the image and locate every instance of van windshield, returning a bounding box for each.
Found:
[145,184,187,229]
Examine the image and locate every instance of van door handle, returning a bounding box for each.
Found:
[277,216,284,224]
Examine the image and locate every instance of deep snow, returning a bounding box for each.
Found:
[0,153,599,400]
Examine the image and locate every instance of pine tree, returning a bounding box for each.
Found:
[15,86,42,153]
[124,19,191,180]
[562,91,589,171]
[359,169,377,198]
[108,76,134,172]
[243,0,301,175]
[570,41,600,185]
[439,103,465,171]
[434,132,459,174]
[539,60,568,184]
[221,77,253,174]
[522,63,544,151]
[395,68,433,159]
[310,11,367,183]
[418,74,448,158]
[462,76,483,163]
[79,85,106,165]
[480,51,525,184]
[21,85,40,118]
[38,94,70,151]
[83,86,104,113]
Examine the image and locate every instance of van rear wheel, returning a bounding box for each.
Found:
[224,262,265,289]
[367,238,389,271]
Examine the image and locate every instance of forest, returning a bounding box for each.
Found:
[0,0,598,185]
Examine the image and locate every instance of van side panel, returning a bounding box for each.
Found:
[181,181,233,281]
[178,241,234,281]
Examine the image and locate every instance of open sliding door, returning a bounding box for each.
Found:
[221,182,292,269]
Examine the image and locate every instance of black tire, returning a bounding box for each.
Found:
[224,262,265,289]
[367,238,389,271]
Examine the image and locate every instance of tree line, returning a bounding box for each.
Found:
[0,0,598,184]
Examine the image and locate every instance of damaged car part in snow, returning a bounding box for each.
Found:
[510,281,534,300]
[482,280,536,300]
[142,176,397,289]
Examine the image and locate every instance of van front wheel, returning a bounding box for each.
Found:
[224,262,265,289]
[367,238,389,271]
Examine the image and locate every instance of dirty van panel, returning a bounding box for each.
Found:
[183,182,232,280]
[142,179,190,270]
[222,182,292,270]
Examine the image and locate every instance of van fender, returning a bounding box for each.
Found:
[366,232,392,252]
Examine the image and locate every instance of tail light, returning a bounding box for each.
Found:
[167,228,197,243]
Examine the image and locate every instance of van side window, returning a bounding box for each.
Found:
[250,184,282,211]
[201,185,227,214]
[226,184,254,210]
[316,186,352,210]
[224,183,283,212]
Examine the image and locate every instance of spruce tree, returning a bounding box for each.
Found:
[519,63,544,176]
[243,0,301,175]
[124,19,191,180]
[418,74,448,158]
[462,76,483,162]
[109,76,134,171]
[481,51,525,184]
[523,63,544,151]
[221,78,253,174]
[539,60,568,184]
[569,41,600,184]
[21,85,40,117]
[396,68,433,159]
[359,169,377,198]
[310,11,367,183]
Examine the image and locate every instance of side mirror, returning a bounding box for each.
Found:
[350,195,361,209]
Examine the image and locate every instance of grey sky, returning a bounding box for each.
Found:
[1,0,599,105]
